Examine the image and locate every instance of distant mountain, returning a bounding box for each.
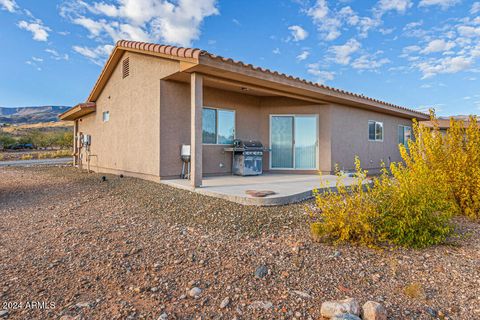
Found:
[0,106,70,125]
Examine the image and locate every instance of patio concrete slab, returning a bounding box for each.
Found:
[162,173,360,206]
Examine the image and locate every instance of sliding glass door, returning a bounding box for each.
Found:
[271,116,294,168]
[294,116,317,169]
[270,115,318,169]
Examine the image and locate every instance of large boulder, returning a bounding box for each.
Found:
[321,298,360,318]
[362,301,387,320]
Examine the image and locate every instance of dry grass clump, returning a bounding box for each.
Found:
[403,282,426,300]
[20,154,33,160]
[38,150,71,159]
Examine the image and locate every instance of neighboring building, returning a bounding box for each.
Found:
[420,117,480,134]
[60,40,428,187]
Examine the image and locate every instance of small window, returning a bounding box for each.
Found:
[368,120,383,141]
[398,125,412,147]
[202,107,235,144]
[102,111,110,122]
[122,57,129,78]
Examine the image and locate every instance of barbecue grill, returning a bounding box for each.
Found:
[232,139,263,176]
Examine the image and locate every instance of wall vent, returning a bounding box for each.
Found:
[122,57,130,79]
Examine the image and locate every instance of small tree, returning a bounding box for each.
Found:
[0,133,15,148]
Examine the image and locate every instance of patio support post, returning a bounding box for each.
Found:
[190,72,203,187]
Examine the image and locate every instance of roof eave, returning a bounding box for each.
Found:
[59,103,96,121]
[194,55,429,120]
[81,39,428,120]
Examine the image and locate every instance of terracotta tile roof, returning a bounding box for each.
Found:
[117,40,204,59]
[117,40,427,118]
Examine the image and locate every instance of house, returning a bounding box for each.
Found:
[60,40,429,187]
[420,117,480,134]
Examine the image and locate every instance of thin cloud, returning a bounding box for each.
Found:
[416,56,473,79]
[306,0,341,41]
[296,50,310,61]
[421,39,456,54]
[45,48,70,61]
[351,53,390,70]
[288,25,308,41]
[374,0,413,18]
[305,0,381,41]
[328,38,361,65]
[419,0,461,10]
[307,63,335,84]
[17,20,51,41]
[61,0,219,47]
[0,0,17,12]
[472,2,480,14]
[73,44,114,65]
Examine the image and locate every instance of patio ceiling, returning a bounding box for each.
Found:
[164,71,330,104]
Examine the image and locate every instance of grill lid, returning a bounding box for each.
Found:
[233,139,263,149]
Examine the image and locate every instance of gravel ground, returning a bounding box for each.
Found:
[0,166,479,320]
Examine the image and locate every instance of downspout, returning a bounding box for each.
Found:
[73,120,78,167]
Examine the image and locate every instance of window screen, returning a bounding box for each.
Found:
[398,125,412,147]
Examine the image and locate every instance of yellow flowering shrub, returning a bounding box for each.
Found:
[311,112,480,248]
[402,112,480,219]
[311,158,379,246]
[436,116,480,219]
[374,159,455,248]
[311,155,455,248]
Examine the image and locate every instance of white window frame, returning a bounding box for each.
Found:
[398,125,412,147]
[102,111,110,122]
[368,120,384,142]
[202,107,236,145]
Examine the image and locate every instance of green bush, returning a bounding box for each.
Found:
[0,130,73,149]
[0,133,15,147]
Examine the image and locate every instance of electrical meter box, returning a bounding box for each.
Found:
[83,134,91,146]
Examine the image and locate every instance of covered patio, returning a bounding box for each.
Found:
[165,70,331,188]
[162,173,361,206]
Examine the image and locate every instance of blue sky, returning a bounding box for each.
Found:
[0,0,479,116]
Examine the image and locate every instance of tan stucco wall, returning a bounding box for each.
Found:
[329,103,413,173]
[159,82,262,178]
[158,84,335,178]
[77,51,179,180]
